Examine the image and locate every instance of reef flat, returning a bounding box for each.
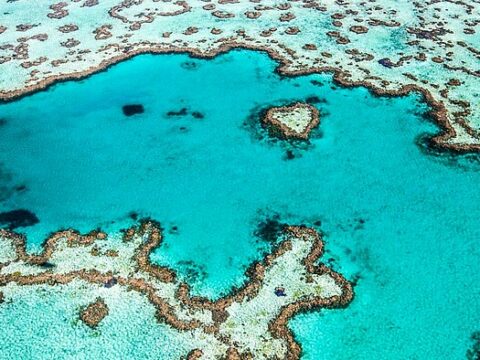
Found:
[0,0,479,150]
[0,221,352,359]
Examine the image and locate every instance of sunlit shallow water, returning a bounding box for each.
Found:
[0,50,479,359]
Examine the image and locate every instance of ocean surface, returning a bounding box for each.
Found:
[0,50,479,359]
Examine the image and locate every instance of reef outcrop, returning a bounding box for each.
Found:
[80,297,109,327]
[263,103,319,140]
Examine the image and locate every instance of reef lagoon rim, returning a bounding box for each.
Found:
[1,0,479,151]
[1,44,479,153]
[0,50,479,359]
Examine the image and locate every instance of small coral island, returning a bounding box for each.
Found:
[263,103,319,140]
[0,221,352,359]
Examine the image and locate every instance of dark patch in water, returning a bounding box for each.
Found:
[0,118,7,127]
[15,185,27,192]
[122,104,144,116]
[354,218,366,231]
[128,211,138,221]
[284,149,295,160]
[0,209,39,230]
[350,273,362,287]
[348,246,389,287]
[310,80,324,87]
[177,260,207,284]
[168,225,179,235]
[38,262,55,269]
[0,166,15,203]
[166,108,204,119]
[179,126,189,133]
[305,96,328,105]
[242,104,274,143]
[180,61,199,70]
[191,111,204,119]
[166,108,188,117]
[336,217,368,232]
[254,213,286,243]
[467,331,480,360]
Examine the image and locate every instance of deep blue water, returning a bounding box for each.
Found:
[0,50,479,359]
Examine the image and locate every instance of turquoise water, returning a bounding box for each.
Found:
[0,50,479,359]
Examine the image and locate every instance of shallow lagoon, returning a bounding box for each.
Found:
[0,50,479,359]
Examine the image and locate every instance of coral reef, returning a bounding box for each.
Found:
[0,221,352,359]
[79,297,109,327]
[0,0,478,150]
[263,102,319,139]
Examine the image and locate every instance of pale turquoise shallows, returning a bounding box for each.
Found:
[0,50,479,359]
